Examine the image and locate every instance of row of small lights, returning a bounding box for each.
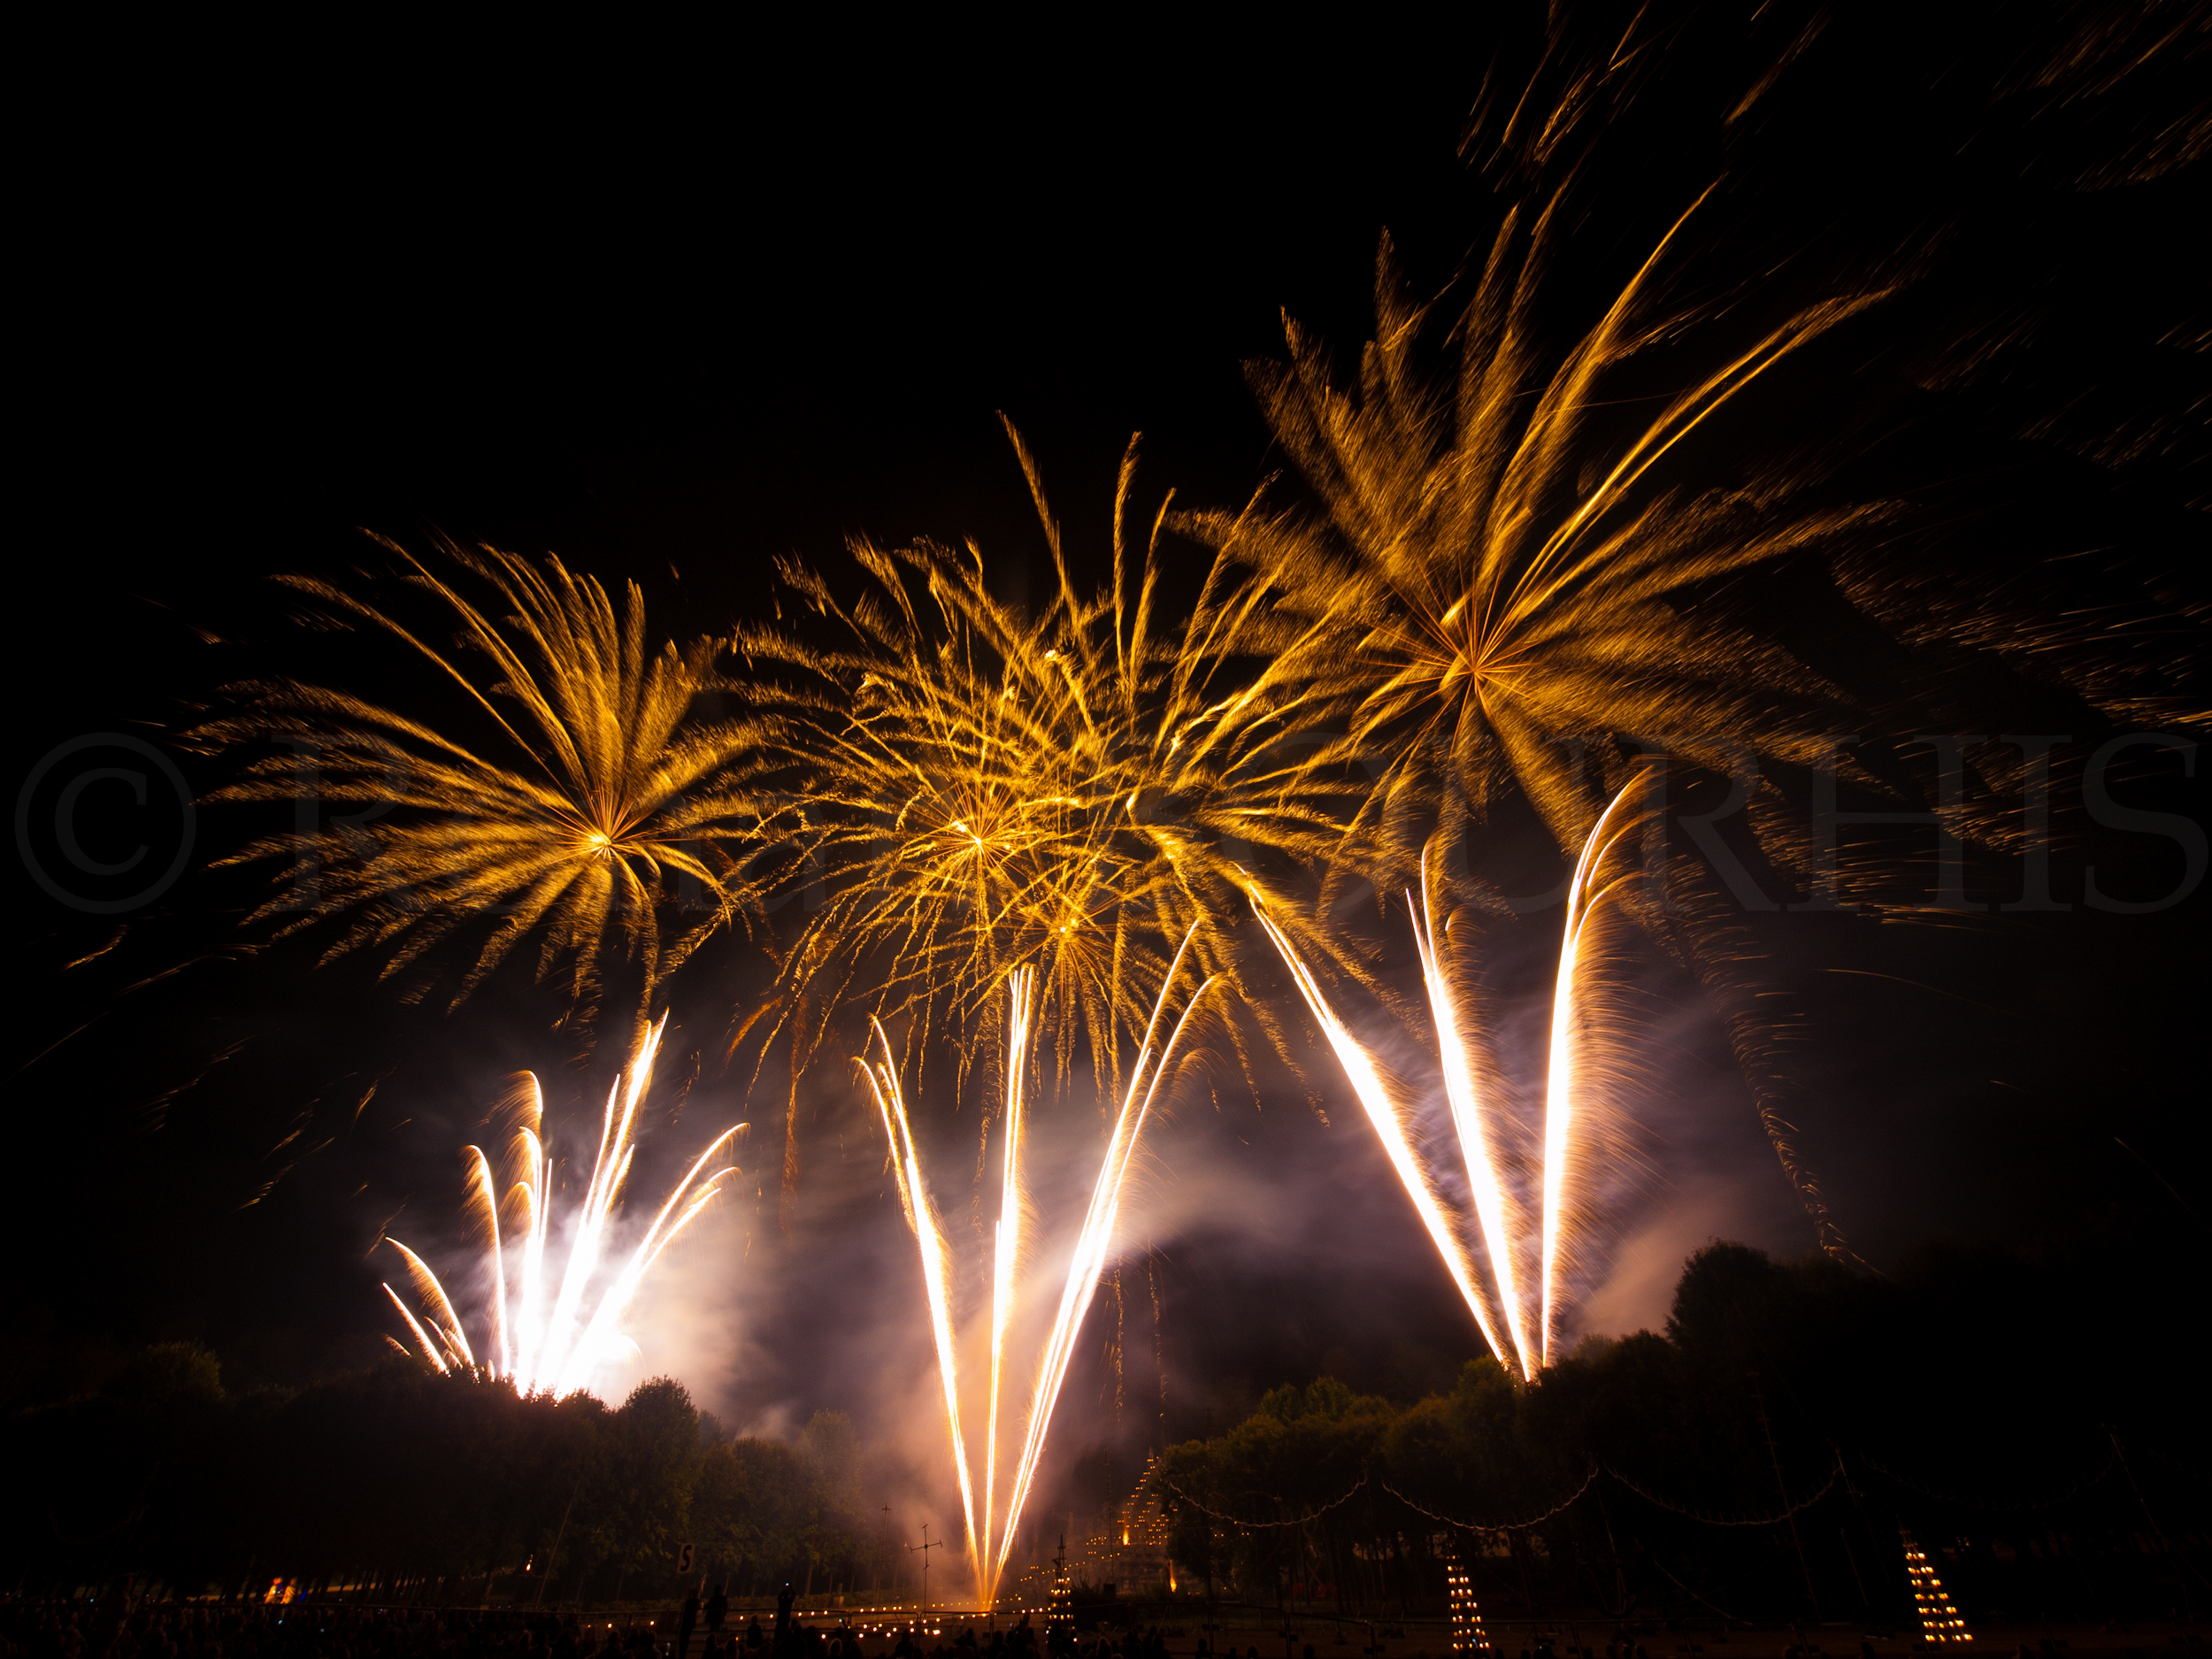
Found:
[264,1539,1966,1654]
[1446,1564,1491,1655]
[1901,1534,1972,1645]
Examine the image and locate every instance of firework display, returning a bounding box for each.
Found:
[380,1016,744,1397]
[862,953,1216,1606]
[204,24,2194,1440]
[13,0,2208,1631]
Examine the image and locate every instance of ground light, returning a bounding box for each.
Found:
[1900,1527,1972,1644]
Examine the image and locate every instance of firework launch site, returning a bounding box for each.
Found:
[6,1229,2201,1638]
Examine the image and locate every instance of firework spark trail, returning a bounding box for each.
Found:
[464,1147,510,1376]
[1256,780,1647,1377]
[382,1284,454,1375]
[981,966,1034,1588]
[993,948,1215,1592]
[866,942,1211,1606]
[860,1025,982,1589]
[542,1033,659,1382]
[385,1239,477,1371]
[381,1013,744,1396]
[1409,883,1534,1379]
[1253,907,1520,1377]
[561,1133,761,1397]
[1540,781,1644,1367]
[511,1125,552,1387]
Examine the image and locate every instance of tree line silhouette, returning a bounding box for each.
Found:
[7,1233,2203,1622]
[4,1357,888,1605]
[1154,1239,2204,1626]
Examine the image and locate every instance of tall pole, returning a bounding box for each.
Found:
[1052,1536,1070,1637]
[908,1522,941,1622]
[1750,1374,1820,1618]
[536,1472,584,1607]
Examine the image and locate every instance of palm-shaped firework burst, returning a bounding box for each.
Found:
[188,537,764,1038]
[1179,211,1896,869]
[739,426,1361,1092]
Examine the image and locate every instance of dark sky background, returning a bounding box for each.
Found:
[8,5,2206,1528]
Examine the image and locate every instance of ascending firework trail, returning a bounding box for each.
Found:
[863,943,1214,1607]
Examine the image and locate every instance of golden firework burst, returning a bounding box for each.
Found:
[737,424,1363,1093]
[1178,205,1898,870]
[188,537,765,1038]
